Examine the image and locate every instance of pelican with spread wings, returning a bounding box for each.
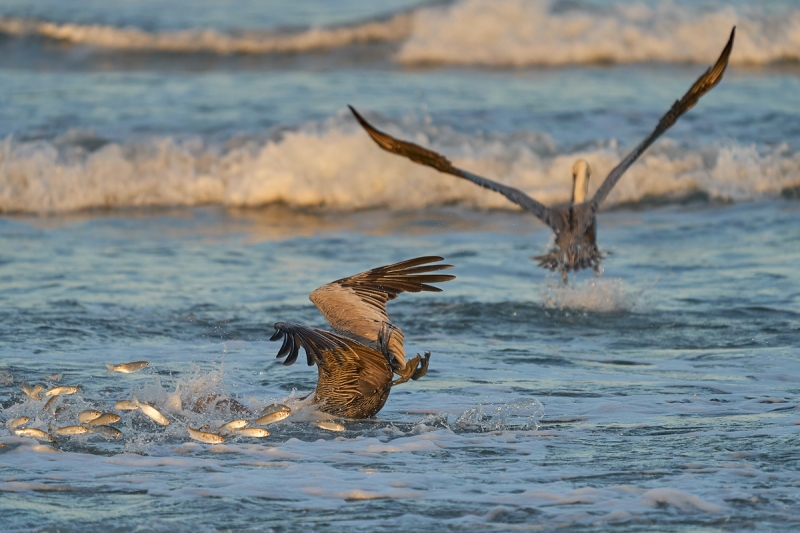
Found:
[270,256,455,419]
[350,28,735,283]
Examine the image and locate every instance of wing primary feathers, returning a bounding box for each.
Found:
[584,26,735,225]
[285,337,299,366]
[308,257,455,369]
[276,336,292,359]
[349,106,556,228]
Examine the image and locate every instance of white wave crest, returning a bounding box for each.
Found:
[2,1,800,66]
[1,117,799,214]
[0,13,411,54]
[397,0,800,66]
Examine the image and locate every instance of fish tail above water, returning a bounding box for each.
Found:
[104,363,114,375]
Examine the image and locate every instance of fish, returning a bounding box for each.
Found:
[44,386,80,397]
[253,410,291,426]
[104,361,149,374]
[44,373,62,382]
[22,383,43,400]
[92,425,122,439]
[53,425,89,436]
[15,428,55,442]
[232,428,270,438]
[131,395,170,426]
[0,373,14,385]
[85,413,121,426]
[260,404,291,417]
[114,399,139,411]
[188,427,225,444]
[78,410,103,423]
[43,395,61,412]
[7,416,30,430]
[314,421,345,432]
[218,419,249,433]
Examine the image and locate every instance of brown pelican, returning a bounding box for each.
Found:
[270,256,455,419]
[350,27,735,283]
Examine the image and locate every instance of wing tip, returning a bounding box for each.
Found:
[348,105,373,131]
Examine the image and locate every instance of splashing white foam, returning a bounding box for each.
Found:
[2,114,799,215]
[398,0,800,66]
[0,13,411,54]
[453,397,544,432]
[1,1,799,66]
[540,278,639,313]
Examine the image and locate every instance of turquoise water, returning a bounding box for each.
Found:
[1,1,800,531]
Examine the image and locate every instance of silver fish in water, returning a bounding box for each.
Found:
[232,427,270,438]
[131,395,170,426]
[78,410,103,423]
[15,428,55,442]
[85,413,121,426]
[22,383,43,400]
[44,373,62,382]
[92,425,122,438]
[188,427,225,444]
[53,425,89,436]
[218,419,249,433]
[45,386,80,397]
[259,404,291,417]
[104,361,149,374]
[315,421,345,432]
[7,416,30,430]
[254,405,291,426]
[43,395,61,412]
[114,399,139,411]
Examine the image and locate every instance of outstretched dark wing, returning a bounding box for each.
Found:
[309,256,454,368]
[270,322,393,404]
[270,322,356,366]
[350,106,561,231]
[583,27,735,230]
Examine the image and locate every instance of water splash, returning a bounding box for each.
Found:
[453,397,544,432]
[540,278,639,313]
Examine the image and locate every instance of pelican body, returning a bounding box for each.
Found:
[350,28,735,283]
[270,257,455,418]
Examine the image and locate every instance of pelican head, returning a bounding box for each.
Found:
[571,159,592,205]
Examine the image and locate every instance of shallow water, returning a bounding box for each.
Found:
[2,0,800,531]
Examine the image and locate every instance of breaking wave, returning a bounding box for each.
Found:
[1,0,799,66]
[396,0,800,66]
[0,12,412,54]
[2,115,799,214]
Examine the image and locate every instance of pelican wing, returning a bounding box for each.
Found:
[583,27,735,231]
[270,322,392,398]
[309,256,455,367]
[350,106,562,232]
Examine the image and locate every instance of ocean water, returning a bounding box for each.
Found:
[1,0,800,531]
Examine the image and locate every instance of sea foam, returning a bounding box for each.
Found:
[397,0,800,66]
[1,1,799,66]
[0,13,411,54]
[1,115,798,214]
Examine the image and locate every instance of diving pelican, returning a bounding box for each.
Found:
[350,27,735,283]
[270,256,455,419]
